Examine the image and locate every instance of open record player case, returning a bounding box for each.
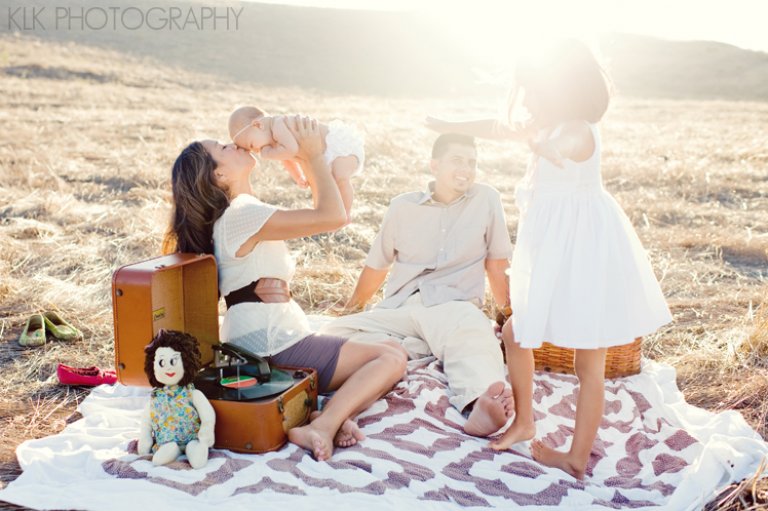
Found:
[111,253,318,453]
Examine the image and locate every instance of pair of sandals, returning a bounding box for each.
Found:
[18,312,83,347]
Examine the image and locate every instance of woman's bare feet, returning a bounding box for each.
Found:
[489,417,536,451]
[287,423,334,461]
[464,382,514,437]
[530,439,586,480]
[334,419,365,447]
[310,411,365,448]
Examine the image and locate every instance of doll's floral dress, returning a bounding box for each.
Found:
[149,384,201,452]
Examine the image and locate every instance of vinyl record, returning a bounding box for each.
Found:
[220,375,258,389]
[195,365,294,401]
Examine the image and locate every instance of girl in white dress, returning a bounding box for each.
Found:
[427,39,672,479]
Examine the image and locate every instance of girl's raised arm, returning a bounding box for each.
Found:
[425,116,530,141]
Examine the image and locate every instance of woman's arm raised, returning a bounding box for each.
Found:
[235,116,346,255]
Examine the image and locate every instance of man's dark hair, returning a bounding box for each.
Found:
[431,133,476,159]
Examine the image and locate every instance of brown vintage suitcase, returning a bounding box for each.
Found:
[111,253,318,453]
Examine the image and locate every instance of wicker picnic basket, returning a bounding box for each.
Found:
[533,338,642,379]
[494,308,642,379]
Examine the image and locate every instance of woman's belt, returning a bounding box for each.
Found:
[224,278,291,308]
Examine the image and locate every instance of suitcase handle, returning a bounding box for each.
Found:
[212,343,272,382]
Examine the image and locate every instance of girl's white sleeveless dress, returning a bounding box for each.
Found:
[509,123,672,349]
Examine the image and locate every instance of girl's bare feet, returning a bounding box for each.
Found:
[530,439,586,480]
[489,418,536,451]
[464,382,514,437]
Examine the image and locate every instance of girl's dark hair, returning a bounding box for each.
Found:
[162,142,229,255]
[144,329,202,387]
[509,39,611,126]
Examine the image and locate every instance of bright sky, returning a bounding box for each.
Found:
[249,0,768,53]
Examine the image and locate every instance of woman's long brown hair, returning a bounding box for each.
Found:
[162,142,230,255]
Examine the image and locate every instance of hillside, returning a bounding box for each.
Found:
[601,32,768,101]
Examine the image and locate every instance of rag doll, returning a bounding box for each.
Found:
[137,330,215,469]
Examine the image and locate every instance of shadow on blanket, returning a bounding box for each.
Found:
[1,357,767,511]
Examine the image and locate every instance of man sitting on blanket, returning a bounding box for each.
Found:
[321,133,514,436]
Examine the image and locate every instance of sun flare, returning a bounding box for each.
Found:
[255,0,768,54]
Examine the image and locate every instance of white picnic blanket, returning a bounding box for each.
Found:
[0,357,766,511]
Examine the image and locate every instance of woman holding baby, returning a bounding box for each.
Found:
[163,115,406,462]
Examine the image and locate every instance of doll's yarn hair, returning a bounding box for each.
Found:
[143,329,202,388]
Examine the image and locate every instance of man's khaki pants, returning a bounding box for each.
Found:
[319,293,506,412]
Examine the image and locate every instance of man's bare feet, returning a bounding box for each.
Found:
[287,424,334,461]
[502,390,515,417]
[530,439,586,480]
[490,418,536,451]
[464,382,514,437]
[310,411,365,448]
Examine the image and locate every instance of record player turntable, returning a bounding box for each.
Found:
[194,343,297,401]
[194,343,319,453]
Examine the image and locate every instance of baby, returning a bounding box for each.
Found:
[229,106,364,221]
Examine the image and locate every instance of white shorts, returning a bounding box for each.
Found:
[324,120,365,175]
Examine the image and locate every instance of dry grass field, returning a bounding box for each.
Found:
[0,33,767,508]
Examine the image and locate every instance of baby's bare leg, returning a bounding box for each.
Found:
[331,155,359,223]
[336,179,353,223]
[282,160,308,188]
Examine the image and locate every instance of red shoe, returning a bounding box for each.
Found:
[57,364,117,386]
